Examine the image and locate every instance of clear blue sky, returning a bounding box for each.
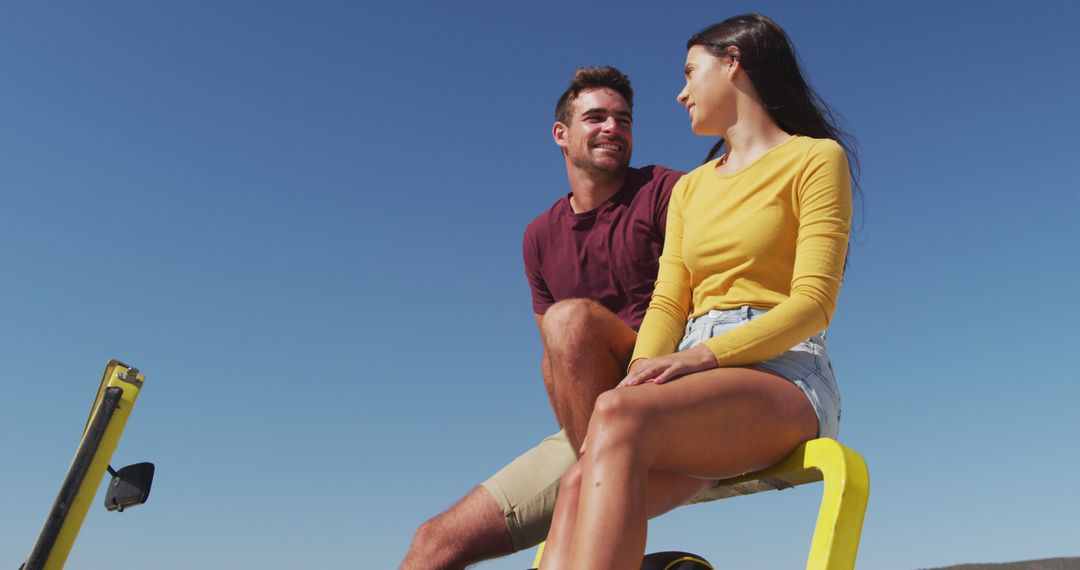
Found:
[2,1,1078,568]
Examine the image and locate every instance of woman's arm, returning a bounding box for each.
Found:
[628,177,693,367]
[622,176,722,386]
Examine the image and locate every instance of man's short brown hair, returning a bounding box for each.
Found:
[554,66,634,125]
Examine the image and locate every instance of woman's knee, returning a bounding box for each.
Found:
[590,389,649,444]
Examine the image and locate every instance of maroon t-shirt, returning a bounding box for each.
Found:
[523,165,683,330]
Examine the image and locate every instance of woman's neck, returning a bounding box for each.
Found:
[717,104,791,174]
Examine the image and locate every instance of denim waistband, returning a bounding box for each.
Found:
[687,306,769,329]
[687,305,829,344]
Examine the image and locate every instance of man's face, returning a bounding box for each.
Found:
[555,87,633,178]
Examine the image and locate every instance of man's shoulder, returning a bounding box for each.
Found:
[623,164,685,204]
[628,164,685,187]
[524,194,569,242]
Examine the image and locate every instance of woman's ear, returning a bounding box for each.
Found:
[726,47,742,73]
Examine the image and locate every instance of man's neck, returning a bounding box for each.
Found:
[565,164,627,214]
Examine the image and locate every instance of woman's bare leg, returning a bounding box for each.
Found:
[567,367,819,569]
[537,463,582,570]
[540,463,711,570]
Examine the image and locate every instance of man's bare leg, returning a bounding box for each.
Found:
[400,487,511,570]
[540,299,637,452]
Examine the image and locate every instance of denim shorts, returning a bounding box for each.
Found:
[678,306,841,439]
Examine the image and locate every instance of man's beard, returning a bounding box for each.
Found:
[570,152,630,184]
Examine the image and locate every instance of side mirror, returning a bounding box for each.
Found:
[104,462,155,512]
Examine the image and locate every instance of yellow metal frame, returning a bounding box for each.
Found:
[27,360,147,570]
[532,438,869,569]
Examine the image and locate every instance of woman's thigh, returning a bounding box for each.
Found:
[644,471,714,519]
[594,367,818,480]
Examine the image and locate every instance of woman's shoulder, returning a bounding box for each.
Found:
[776,137,849,179]
[791,136,846,161]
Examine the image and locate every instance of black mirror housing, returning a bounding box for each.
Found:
[104,462,154,512]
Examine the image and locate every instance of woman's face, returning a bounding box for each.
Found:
[677,45,737,136]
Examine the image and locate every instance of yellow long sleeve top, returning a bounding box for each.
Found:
[631,136,852,367]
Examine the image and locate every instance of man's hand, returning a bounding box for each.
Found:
[619,344,717,387]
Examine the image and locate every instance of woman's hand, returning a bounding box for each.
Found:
[619,344,717,387]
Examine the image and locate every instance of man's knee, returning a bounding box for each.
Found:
[407,511,462,562]
[402,487,512,568]
[542,299,631,356]
[409,515,443,553]
[542,299,607,338]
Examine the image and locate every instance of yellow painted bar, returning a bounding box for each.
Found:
[532,541,545,568]
[37,360,146,570]
[803,440,869,570]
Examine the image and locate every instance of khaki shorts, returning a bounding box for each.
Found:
[481,430,575,551]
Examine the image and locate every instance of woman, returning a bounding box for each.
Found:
[538,14,856,569]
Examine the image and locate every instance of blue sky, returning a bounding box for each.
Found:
[2,1,1078,569]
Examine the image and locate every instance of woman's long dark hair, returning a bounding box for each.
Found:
[689,14,860,194]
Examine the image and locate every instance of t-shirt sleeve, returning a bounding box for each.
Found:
[631,176,693,366]
[700,140,852,365]
[523,223,555,314]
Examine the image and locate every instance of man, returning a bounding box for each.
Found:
[401,66,683,569]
